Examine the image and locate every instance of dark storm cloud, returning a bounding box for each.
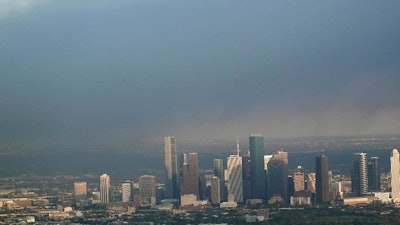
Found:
[1,0,399,151]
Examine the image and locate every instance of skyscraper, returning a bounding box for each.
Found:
[100,173,110,204]
[315,154,329,204]
[122,182,132,202]
[307,173,316,193]
[139,175,157,206]
[367,157,380,192]
[352,153,368,196]
[213,158,225,201]
[249,134,265,199]
[391,149,400,199]
[227,149,243,203]
[180,153,200,198]
[293,166,305,192]
[267,157,288,202]
[242,152,252,202]
[210,176,221,204]
[164,136,178,199]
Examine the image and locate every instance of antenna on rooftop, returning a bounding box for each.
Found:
[236,139,240,156]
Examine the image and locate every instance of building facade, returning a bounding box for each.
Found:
[293,166,305,192]
[121,182,132,202]
[180,153,200,199]
[267,157,288,202]
[367,157,380,192]
[391,149,400,199]
[249,134,266,200]
[74,181,87,197]
[227,154,243,203]
[100,174,110,204]
[210,176,221,204]
[352,153,368,196]
[315,154,329,204]
[139,175,157,206]
[164,136,179,199]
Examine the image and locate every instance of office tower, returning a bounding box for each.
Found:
[315,154,329,204]
[242,152,252,202]
[267,157,288,202]
[227,145,243,203]
[307,173,316,193]
[121,182,132,202]
[274,150,288,165]
[391,149,400,199]
[352,153,368,196]
[293,166,305,192]
[74,182,87,197]
[164,136,178,199]
[368,157,380,192]
[213,159,225,201]
[139,175,157,206]
[100,174,110,204]
[264,154,273,199]
[180,153,200,198]
[249,134,266,199]
[210,176,221,204]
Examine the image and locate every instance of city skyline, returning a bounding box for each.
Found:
[1,1,400,153]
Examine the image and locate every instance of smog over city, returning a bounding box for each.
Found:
[1,1,400,224]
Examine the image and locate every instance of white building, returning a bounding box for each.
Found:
[227,153,243,203]
[164,136,178,199]
[100,174,110,204]
[391,149,400,199]
[122,182,132,202]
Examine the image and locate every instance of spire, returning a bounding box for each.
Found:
[236,139,240,156]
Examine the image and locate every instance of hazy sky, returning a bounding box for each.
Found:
[1,0,400,151]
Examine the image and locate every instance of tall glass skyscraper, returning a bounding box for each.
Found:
[267,157,288,202]
[164,136,178,199]
[352,153,368,196]
[213,159,225,201]
[391,149,400,199]
[100,173,110,204]
[315,154,329,204]
[367,157,380,192]
[249,134,265,200]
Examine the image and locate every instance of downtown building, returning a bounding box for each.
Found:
[267,157,288,203]
[121,182,132,202]
[391,149,400,199]
[139,175,157,206]
[100,174,110,204]
[352,153,368,197]
[210,176,221,204]
[164,136,179,199]
[249,134,266,200]
[213,158,225,202]
[227,152,243,203]
[315,154,330,204]
[180,153,200,199]
[367,156,380,192]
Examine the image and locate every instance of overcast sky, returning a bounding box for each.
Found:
[1,0,400,152]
